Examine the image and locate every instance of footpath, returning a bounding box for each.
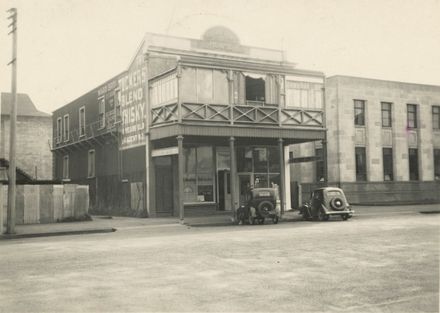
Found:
[1,203,439,240]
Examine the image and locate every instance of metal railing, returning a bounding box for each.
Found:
[53,111,120,149]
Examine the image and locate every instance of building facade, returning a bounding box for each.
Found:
[52,27,326,218]
[0,92,52,180]
[291,76,440,205]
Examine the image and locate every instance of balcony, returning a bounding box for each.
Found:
[151,102,324,128]
[53,111,120,150]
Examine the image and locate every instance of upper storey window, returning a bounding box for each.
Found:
[79,106,85,137]
[234,72,278,106]
[98,97,105,129]
[432,106,440,130]
[180,68,228,105]
[407,104,418,129]
[56,117,62,143]
[354,100,365,126]
[381,102,392,127]
[63,114,70,142]
[285,80,322,109]
[244,73,265,105]
[150,73,178,107]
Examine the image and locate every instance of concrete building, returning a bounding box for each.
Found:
[52,27,326,218]
[291,76,440,205]
[0,92,52,180]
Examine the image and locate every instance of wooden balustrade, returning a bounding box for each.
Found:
[151,102,324,128]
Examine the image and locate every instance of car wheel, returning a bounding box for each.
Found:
[258,218,265,225]
[272,216,279,224]
[342,214,349,221]
[318,209,328,221]
[330,197,344,210]
[257,201,274,217]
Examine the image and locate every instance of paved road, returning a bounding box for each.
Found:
[0,210,439,312]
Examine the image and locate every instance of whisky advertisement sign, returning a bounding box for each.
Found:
[119,54,147,149]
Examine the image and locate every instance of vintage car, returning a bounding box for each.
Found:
[299,187,354,221]
[237,188,281,225]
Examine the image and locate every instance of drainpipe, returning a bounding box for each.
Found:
[177,135,184,224]
[229,137,237,222]
[278,138,285,214]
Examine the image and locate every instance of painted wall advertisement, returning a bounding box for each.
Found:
[119,54,148,149]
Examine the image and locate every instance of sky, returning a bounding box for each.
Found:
[0,0,439,114]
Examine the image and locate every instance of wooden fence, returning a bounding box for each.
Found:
[0,184,89,231]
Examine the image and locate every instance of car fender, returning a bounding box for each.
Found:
[320,203,329,214]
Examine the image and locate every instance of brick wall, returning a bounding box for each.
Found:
[1,115,53,180]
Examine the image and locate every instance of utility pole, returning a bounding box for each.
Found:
[6,8,17,234]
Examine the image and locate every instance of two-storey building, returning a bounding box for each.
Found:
[52,27,326,219]
[291,75,440,205]
[1,92,52,180]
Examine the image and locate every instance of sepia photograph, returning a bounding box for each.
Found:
[0,0,439,312]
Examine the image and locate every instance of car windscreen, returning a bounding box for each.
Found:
[327,190,342,196]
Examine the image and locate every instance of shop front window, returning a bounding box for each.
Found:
[237,145,281,189]
[237,147,253,172]
[183,146,214,203]
[269,174,280,188]
[268,147,280,172]
[253,148,268,172]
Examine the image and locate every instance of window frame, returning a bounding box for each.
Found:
[150,73,178,108]
[56,117,62,143]
[432,106,440,130]
[79,106,86,137]
[407,104,418,129]
[408,148,419,181]
[434,149,440,180]
[183,146,216,204]
[285,80,315,108]
[63,114,70,142]
[382,147,394,181]
[98,96,106,129]
[354,99,366,126]
[381,102,392,128]
[244,73,266,105]
[355,146,367,181]
[115,89,121,122]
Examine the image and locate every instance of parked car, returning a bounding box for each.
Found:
[299,187,354,221]
[237,188,281,225]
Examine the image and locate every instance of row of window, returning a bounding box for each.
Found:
[56,94,118,144]
[354,100,440,129]
[62,150,95,179]
[152,68,324,109]
[355,147,440,181]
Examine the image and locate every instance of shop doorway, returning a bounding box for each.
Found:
[217,170,231,210]
[155,156,173,215]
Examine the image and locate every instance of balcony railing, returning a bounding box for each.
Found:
[151,102,324,128]
[53,111,120,149]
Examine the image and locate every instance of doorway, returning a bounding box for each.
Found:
[155,156,173,215]
[217,170,231,210]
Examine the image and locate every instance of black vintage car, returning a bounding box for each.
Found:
[237,188,281,225]
[299,187,354,221]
